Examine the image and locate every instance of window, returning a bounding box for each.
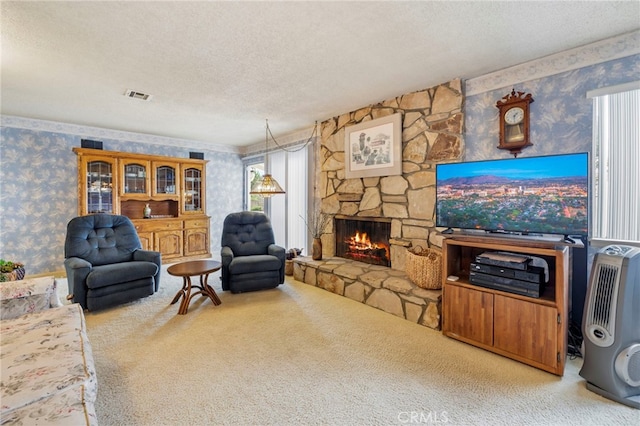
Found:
[245,162,265,212]
[244,143,313,252]
[589,82,640,245]
[269,147,309,252]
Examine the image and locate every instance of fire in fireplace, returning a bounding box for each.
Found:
[335,216,391,267]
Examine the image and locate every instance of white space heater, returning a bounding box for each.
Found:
[579,245,640,409]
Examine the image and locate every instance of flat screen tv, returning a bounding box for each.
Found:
[436,153,589,237]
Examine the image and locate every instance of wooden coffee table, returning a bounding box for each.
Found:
[167,260,222,315]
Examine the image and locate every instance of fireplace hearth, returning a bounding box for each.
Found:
[335,216,391,267]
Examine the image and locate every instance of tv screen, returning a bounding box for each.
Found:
[436,153,589,236]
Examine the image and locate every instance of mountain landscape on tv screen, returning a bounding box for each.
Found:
[437,175,588,234]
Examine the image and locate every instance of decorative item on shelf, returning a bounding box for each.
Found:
[285,248,302,276]
[286,248,302,260]
[250,119,318,198]
[301,210,330,261]
[0,259,26,282]
[496,89,534,157]
[405,246,442,289]
[143,203,151,218]
[312,238,323,261]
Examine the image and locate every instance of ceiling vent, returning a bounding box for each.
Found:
[124,89,153,101]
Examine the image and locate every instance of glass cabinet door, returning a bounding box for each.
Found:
[121,160,150,197]
[152,161,180,198]
[86,160,114,214]
[182,166,204,213]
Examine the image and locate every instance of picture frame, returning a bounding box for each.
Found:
[344,113,402,179]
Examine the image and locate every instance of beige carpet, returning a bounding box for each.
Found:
[59,266,638,425]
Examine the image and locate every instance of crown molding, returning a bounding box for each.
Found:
[0,115,241,154]
[466,30,640,96]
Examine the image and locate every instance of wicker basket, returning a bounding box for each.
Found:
[405,246,442,289]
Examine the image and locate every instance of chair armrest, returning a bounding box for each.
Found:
[133,249,160,264]
[64,257,92,307]
[220,246,234,291]
[133,249,162,291]
[221,246,234,267]
[268,244,286,284]
[268,244,286,261]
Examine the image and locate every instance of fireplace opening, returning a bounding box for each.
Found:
[335,216,391,267]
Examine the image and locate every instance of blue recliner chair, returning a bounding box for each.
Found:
[64,214,161,311]
[221,211,285,293]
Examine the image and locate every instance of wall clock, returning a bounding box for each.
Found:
[496,89,534,157]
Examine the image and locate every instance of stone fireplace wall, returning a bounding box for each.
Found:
[318,79,464,270]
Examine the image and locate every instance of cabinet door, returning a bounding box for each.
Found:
[155,230,183,259]
[493,295,558,368]
[181,164,205,214]
[137,232,152,251]
[443,284,494,346]
[80,155,117,215]
[121,159,151,198]
[152,161,180,198]
[184,228,209,256]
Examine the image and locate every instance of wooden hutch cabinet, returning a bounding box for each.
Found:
[442,235,570,375]
[74,148,210,263]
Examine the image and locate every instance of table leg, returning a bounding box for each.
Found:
[197,273,220,305]
[171,277,188,306]
[171,272,221,315]
[177,276,193,315]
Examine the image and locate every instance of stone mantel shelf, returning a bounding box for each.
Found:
[292,256,442,330]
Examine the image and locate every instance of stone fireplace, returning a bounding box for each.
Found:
[335,216,391,267]
[316,79,463,271]
[293,79,464,331]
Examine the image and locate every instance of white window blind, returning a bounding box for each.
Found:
[590,83,640,244]
[270,150,287,246]
[264,144,309,251]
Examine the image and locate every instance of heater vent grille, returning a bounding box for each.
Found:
[585,262,620,346]
[124,89,153,101]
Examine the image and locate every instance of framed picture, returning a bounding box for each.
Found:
[344,113,402,179]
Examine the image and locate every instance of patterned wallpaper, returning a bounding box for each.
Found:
[0,128,243,274]
[1,45,637,276]
[465,54,639,161]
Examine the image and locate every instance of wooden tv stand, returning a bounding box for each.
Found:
[442,235,569,375]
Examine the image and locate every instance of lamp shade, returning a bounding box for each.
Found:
[250,174,285,198]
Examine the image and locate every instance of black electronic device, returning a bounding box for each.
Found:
[81,139,103,150]
[469,271,546,298]
[475,251,531,270]
[435,152,589,236]
[471,262,545,284]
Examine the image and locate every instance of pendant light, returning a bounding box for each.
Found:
[250,119,285,198]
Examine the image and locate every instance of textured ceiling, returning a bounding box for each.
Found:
[2,1,639,149]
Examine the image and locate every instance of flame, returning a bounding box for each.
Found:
[345,231,389,259]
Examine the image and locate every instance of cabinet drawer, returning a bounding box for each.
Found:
[134,219,182,232]
[183,218,209,229]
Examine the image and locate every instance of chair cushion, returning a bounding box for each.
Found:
[86,261,158,289]
[221,212,276,257]
[229,255,282,275]
[65,214,141,266]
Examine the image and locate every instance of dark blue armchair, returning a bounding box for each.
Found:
[221,211,285,293]
[64,214,161,310]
